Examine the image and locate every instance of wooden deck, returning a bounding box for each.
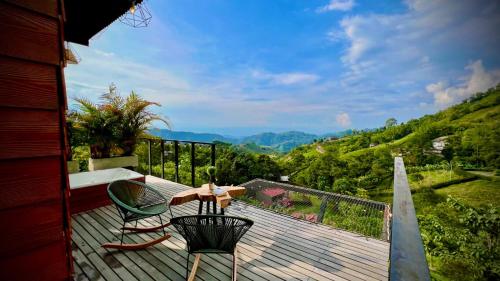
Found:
[71,176,389,281]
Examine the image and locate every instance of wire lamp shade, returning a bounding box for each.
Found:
[119,1,152,28]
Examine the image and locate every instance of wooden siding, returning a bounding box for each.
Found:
[0,56,59,110]
[0,156,62,210]
[0,201,64,257]
[0,108,61,159]
[0,242,70,281]
[4,0,59,18]
[72,176,390,281]
[0,1,72,280]
[0,2,60,65]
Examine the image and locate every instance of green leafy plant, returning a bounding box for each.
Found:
[101,84,170,156]
[332,178,357,195]
[70,84,170,158]
[418,197,500,280]
[206,166,216,183]
[69,96,119,158]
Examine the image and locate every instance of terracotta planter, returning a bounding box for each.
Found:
[67,160,80,174]
[88,155,138,171]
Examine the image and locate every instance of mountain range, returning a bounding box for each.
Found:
[148,129,352,152]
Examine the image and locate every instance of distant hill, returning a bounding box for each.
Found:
[148,129,237,144]
[287,85,500,165]
[148,129,351,153]
[240,131,316,153]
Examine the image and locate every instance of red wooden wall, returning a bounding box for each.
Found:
[0,1,73,280]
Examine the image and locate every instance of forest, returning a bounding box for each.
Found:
[72,85,499,280]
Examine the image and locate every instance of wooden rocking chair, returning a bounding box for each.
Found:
[102,180,171,250]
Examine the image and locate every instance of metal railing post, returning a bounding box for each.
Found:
[317,196,329,223]
[174,141,179,182]
[148,139,152,175]
[191,142,195,187]
[211,143,216,166]
[160,140,165,179]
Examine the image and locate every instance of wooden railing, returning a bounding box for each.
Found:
[390,157,431,280]
[143,138,216,187]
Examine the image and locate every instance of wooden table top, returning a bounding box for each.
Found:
[169,184,246,208]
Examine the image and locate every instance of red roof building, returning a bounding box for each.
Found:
[261,187,286,197]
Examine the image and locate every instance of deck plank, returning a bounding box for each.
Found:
[164,198,366,281]
[149,178,389,275]
[71,176,390,281]
[98,205,272,281]
[95,203,232,280]
[73,218,138,281]
[77,213,156,281]
[169,201,388,279]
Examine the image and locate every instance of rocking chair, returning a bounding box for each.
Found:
[102,180,172,250]
[170,215,253,281]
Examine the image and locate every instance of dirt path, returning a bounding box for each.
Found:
[316,144,325,154]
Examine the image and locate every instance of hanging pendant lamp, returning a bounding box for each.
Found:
[119,0,152,28]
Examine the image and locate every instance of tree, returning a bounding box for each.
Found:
[442,146,454,180]
[385,117,397,128]
[332,178,357,195]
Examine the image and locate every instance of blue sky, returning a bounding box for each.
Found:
[66,0,500,136]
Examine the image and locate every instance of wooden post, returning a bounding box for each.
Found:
[191,142,195,187]
[211,143,216,166]
[382,204,391,241]
[232,247,238,281]
[160,140,165,179]
[188,254,201,281]
[148,139,152,175]
[174,141,179,182]
[390,157,430,281]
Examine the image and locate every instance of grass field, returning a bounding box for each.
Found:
[408,169,466,190]
[435,179,500,208]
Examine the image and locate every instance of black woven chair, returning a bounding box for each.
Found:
[103,180,172,250]
[170,215,253,281]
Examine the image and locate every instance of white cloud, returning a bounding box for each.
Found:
[66,47,190,102]
[336,112,351,128]
[66,46,333,131]
[339,14,398,65]
[426,60,500,107]
[335,0,500,83]
[326,30,345,42]
[317,0,355,13]
[93,49,115,57]
[252,70,320,85]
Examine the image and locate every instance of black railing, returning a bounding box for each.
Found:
[390,157,431,280]
[140,138,216,187]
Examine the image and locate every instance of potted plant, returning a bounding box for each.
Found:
[71,84,170,171]
[106,87,170,156]
[206,166,217,192]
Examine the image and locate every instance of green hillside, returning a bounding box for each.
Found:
[279,85,500,281]
[283,85,499,187]
[133,86,499,281]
